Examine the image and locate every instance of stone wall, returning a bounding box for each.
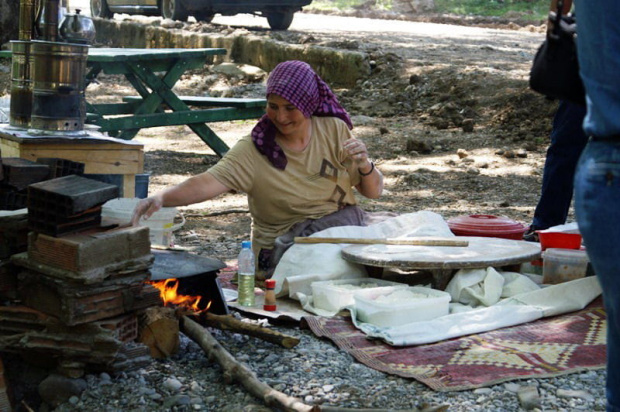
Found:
[93,18,370,87]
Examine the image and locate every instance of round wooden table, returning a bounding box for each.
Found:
[341,236,541,289]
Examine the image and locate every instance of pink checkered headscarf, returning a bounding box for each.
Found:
[251,60,353,170]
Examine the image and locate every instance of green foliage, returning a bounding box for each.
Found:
[433,0,548,19]
[308,0,549,20]
[309,0,393,12]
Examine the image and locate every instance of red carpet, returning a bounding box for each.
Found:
[304,297,607,391]
[217,265,237,290]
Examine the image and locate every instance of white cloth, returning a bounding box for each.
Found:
[445,267,541,310]
[272,212,602,346]
[272,211,454,301]
[351,276,601,346]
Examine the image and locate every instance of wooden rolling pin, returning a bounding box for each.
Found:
[293,237,469,247]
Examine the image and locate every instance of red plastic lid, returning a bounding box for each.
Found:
[447,214,527,240]
[265,279,276,288]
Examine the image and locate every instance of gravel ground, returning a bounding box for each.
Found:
[42,317,607,412]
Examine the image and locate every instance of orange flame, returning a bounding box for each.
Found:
[148,278,211,313]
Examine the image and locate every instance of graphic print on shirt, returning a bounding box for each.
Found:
[320,158,347,207]
[320,158,339,183]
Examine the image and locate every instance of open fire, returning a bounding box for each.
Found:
[148,278,211,313]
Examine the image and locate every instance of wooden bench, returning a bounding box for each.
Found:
[122,96,266,109]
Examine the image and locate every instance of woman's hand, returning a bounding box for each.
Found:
[343,138,372,170]
[131,195,163,226]
[344,137,383,199]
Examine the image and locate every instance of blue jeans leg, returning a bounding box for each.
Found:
[532,101,588,230]
[574,140,620,412]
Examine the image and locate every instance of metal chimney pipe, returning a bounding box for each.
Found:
[42,0,60,41]
[18,0,35,41]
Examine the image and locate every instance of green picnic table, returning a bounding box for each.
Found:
[0,47,266,157]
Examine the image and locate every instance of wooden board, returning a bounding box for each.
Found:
[0,125,144,197]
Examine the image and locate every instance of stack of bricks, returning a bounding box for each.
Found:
[0,357,10,412]
[27,174,119,237]
[0,211,28,301]
[3,226,161,378]
[0,165,162,381]
[0,157,86,211]
[0,158,49,210]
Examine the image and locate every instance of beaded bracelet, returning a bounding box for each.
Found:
[358,161,375,177]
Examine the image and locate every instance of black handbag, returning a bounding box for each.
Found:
[529,0,585,105]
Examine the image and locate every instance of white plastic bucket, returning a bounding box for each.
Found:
[101,198,185,247]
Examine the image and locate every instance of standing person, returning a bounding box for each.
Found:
[524,100,588,240]
[131,60,384,279]
[572,1,620,411]
[525,0,587,241]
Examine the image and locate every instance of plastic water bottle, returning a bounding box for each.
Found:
[237,241,255,306]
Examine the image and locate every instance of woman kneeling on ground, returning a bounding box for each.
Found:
[131,60,384,279]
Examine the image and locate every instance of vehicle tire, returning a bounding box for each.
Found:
[266,11,294,30]
[194,12,214,23]
[161,0,188,21]
[90,0,113,18]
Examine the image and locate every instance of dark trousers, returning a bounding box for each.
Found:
[532,100,588,230]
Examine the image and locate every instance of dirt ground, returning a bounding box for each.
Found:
[0,11,561,264]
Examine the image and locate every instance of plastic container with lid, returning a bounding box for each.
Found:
[353,286,451,327]
[447,214,527,240]
[537,231,582,251]
[311,278,407,313]
[101,198,185,247]
[542,248,590,284]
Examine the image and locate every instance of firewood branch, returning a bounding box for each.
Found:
[202,312,300,348]
[181,316,446,412]
[181,315,313,412]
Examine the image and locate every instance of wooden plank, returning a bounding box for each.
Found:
[0,139,21,157]
[123,174,136,200]
[0,131,144,180]
[294,237,470,247]
[5,146,143,175]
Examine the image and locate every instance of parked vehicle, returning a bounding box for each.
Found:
[90,0,312,30]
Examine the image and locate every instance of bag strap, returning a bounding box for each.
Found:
[551,0,564,38]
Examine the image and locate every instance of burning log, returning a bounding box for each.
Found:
[149,277,300,348]
[202,312,300,349]
[138,306,179,359]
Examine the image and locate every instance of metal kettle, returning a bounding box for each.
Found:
[59,9,96,44]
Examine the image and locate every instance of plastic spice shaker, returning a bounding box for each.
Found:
[263,279,277,311]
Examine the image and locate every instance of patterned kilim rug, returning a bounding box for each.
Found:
[304,297,607,391]
[218,265,237,290]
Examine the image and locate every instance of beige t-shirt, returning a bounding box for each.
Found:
[208,116,362,252]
